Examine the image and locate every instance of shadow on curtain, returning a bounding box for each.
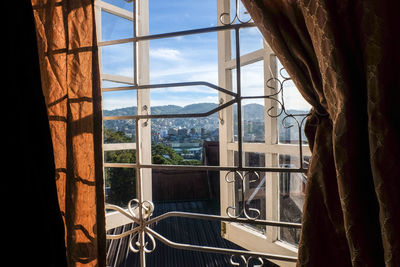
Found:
[29,0,106,266]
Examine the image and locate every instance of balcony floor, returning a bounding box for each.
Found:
[106,199,278,267]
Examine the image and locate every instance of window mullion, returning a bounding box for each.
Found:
[94,1,102,71]
[264,43,279,242]
[217,0,233,224]
[95,0,134,21]
[135,0,152,202]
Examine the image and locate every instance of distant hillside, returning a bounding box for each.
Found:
[151,105,182,115]
[103,103,219,116]
[178,103,218,115]
[103,106,137,116]
[242,103,265,121]
[103,103,309,120]
[103,103,308,142]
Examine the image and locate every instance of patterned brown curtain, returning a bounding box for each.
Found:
[241,0,400,266]
[31,0,106,266]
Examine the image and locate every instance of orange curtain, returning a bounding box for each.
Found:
[242,0,400,266]
[31,0,105,266]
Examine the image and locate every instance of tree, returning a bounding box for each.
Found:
[151,144,201,165]
[151,144,184,164]
[103,127,132,143]
[104,128,136,206]
[104,130,202,206]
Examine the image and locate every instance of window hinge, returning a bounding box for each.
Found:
[221,222,226,236]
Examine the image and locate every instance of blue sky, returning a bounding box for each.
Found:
[100,0,310,112]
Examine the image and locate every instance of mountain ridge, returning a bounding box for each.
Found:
[103,102,309,118]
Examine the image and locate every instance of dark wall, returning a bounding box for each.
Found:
[8,1,67,266]
[152,170,210,201]
[152,141,220,202]
[202,141,220,202]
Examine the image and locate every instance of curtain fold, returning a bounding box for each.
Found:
[242,0,400,266]
[31,0,105,266]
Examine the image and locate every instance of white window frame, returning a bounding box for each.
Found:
[217,1,311,266]
[95,0,152,230]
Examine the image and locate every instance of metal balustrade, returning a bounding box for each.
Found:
[97,1,310,265]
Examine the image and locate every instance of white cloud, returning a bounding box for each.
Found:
[150,48,183,61]
[102,91,136,110]
[240,61,264,96]
[188,69,218,86]
[152,86,217,94]
[150,63,217,83]
[102,97,136,110]
[281,85,311,111]
[111,67,134,77]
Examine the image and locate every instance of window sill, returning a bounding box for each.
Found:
[222,222,297,267]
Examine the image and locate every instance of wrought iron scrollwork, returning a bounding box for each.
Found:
[266,67,311,135]
[102,3,309,264]
[225,171,262,220]
[128,230,157,253]
[219,0,253,25]
[106,199,156,253]
[127,198,154,219]
[230,255,264,267]
[106,198,300,264]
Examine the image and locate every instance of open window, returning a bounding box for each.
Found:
[95,0,152,229]
[95,0,311,266]
[217,1,311,266]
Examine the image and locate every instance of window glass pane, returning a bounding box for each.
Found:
[102,80,133,88]
[105,167,136,208]
[278,114,308,144]
[232,101,266,143]
[275,59,311,144]
[102,90,137,112]
[233,103,238,142]
[242,99,265,143]
[230,30,236,60]
[104,150,136,164]
[279,154,307,246]
[277,61,311,112]
[240,27,263,55]
[101,42,134,77]
[244,151,265,168]
[241,60,264,97]
[101,0,133,11]
[231,68,237,94]
[103,119,136,143]
[232,152,266,233]
[227,4,254,57]
[101,10,133,42]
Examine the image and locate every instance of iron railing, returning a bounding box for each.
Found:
[99,1,310,266]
